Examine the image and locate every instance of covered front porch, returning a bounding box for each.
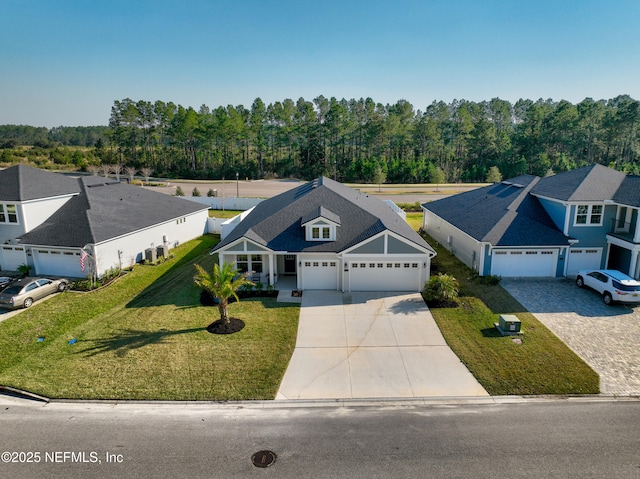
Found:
[217,242,298,288]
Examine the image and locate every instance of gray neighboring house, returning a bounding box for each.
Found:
[0,164,209,278]
[422,164,640,278]
[213,176,435,292]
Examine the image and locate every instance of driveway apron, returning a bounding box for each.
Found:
[502,278,640,396]
[276,291,488,400]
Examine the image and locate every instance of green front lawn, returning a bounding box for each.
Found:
[0,235,300,400]
[208,209,244,218]
[425,234,599,395]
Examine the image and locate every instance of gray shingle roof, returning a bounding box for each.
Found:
[531,164,627,202]
[423,175,570,247]
[301,206,341,225]
[613,175,640,207]
[0,164,80,201]
[214,176,434,255]
[17,176,208,248]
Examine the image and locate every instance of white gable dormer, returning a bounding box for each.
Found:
[301,206,340,242]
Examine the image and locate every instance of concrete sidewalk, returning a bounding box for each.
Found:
[276,291,488,400]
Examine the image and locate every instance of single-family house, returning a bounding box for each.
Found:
[212,176,436,292]
[422,164,640,279]
[0,164,209,278]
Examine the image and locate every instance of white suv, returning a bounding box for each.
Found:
[576,269,640,305]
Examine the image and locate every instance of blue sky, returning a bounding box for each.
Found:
[2,0,639,127]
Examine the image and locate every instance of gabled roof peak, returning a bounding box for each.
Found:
[301,205,341,226]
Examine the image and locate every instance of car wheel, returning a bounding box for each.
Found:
[23,297,33,308]
[576,276,584,288]
[603,292,613,305]
[57,282,66,292]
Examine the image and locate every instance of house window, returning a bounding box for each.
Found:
[251,255,263,273]
[0,204,18,224]
[236,254,248,272]
[307,223,335,241]
[575,204,603,225]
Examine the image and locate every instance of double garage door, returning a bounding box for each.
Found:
[300,258,422,291]
[33,249,83,278]
[491,249,558,277]
[349,261,421,292]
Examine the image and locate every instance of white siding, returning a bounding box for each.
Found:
[423,208,482,272]
[93,209,209,277]
[20,195,76,232]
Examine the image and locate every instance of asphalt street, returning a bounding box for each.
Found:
[1,396,638,479]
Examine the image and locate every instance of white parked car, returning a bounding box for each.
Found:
[576,269,640,305]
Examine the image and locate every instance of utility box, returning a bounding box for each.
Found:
[156,244,169,258]
[145,248,157,263]
[495,314,522,335]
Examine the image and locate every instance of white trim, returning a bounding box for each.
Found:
[572,203,604,227]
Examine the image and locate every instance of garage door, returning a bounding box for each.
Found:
[301,259,338,290]
[566,248,602,276]
[491,249,557,277]
[33,249,84,278]
[0,245,27,271]
[349,261,420,291]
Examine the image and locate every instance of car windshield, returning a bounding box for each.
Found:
[612,280,640,292]
[2,285,23,294]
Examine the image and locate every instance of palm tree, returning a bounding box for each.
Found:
[194,262,254,329]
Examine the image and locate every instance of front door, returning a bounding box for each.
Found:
[284,255,296,274]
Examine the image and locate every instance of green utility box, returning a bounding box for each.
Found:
[495,314,522,335]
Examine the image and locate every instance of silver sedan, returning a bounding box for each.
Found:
[0,277,68,309]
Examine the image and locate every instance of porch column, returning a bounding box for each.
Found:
[630,250,640,279]
[269,254,275,285]
[634,213,640,243]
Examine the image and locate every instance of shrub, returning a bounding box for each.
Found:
[192,187,201,197]
[423,273,459,303]
[175,186,185,196]
[207,188,217,197]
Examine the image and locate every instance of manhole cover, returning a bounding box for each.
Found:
[252,450,277,468]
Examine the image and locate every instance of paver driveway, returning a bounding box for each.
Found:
[276,291,487,400]
[501,277,640,395]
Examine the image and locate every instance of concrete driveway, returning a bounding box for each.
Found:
[501,277,640,395]
[276,291,488,400]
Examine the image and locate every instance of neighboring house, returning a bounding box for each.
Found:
[422,164,640,279]
[212,176,435,292]
[0,164,209,278]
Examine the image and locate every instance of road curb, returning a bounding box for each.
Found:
[2,387,638,408]
[0,386,49,403]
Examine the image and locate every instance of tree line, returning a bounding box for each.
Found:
[2,95,639,182]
